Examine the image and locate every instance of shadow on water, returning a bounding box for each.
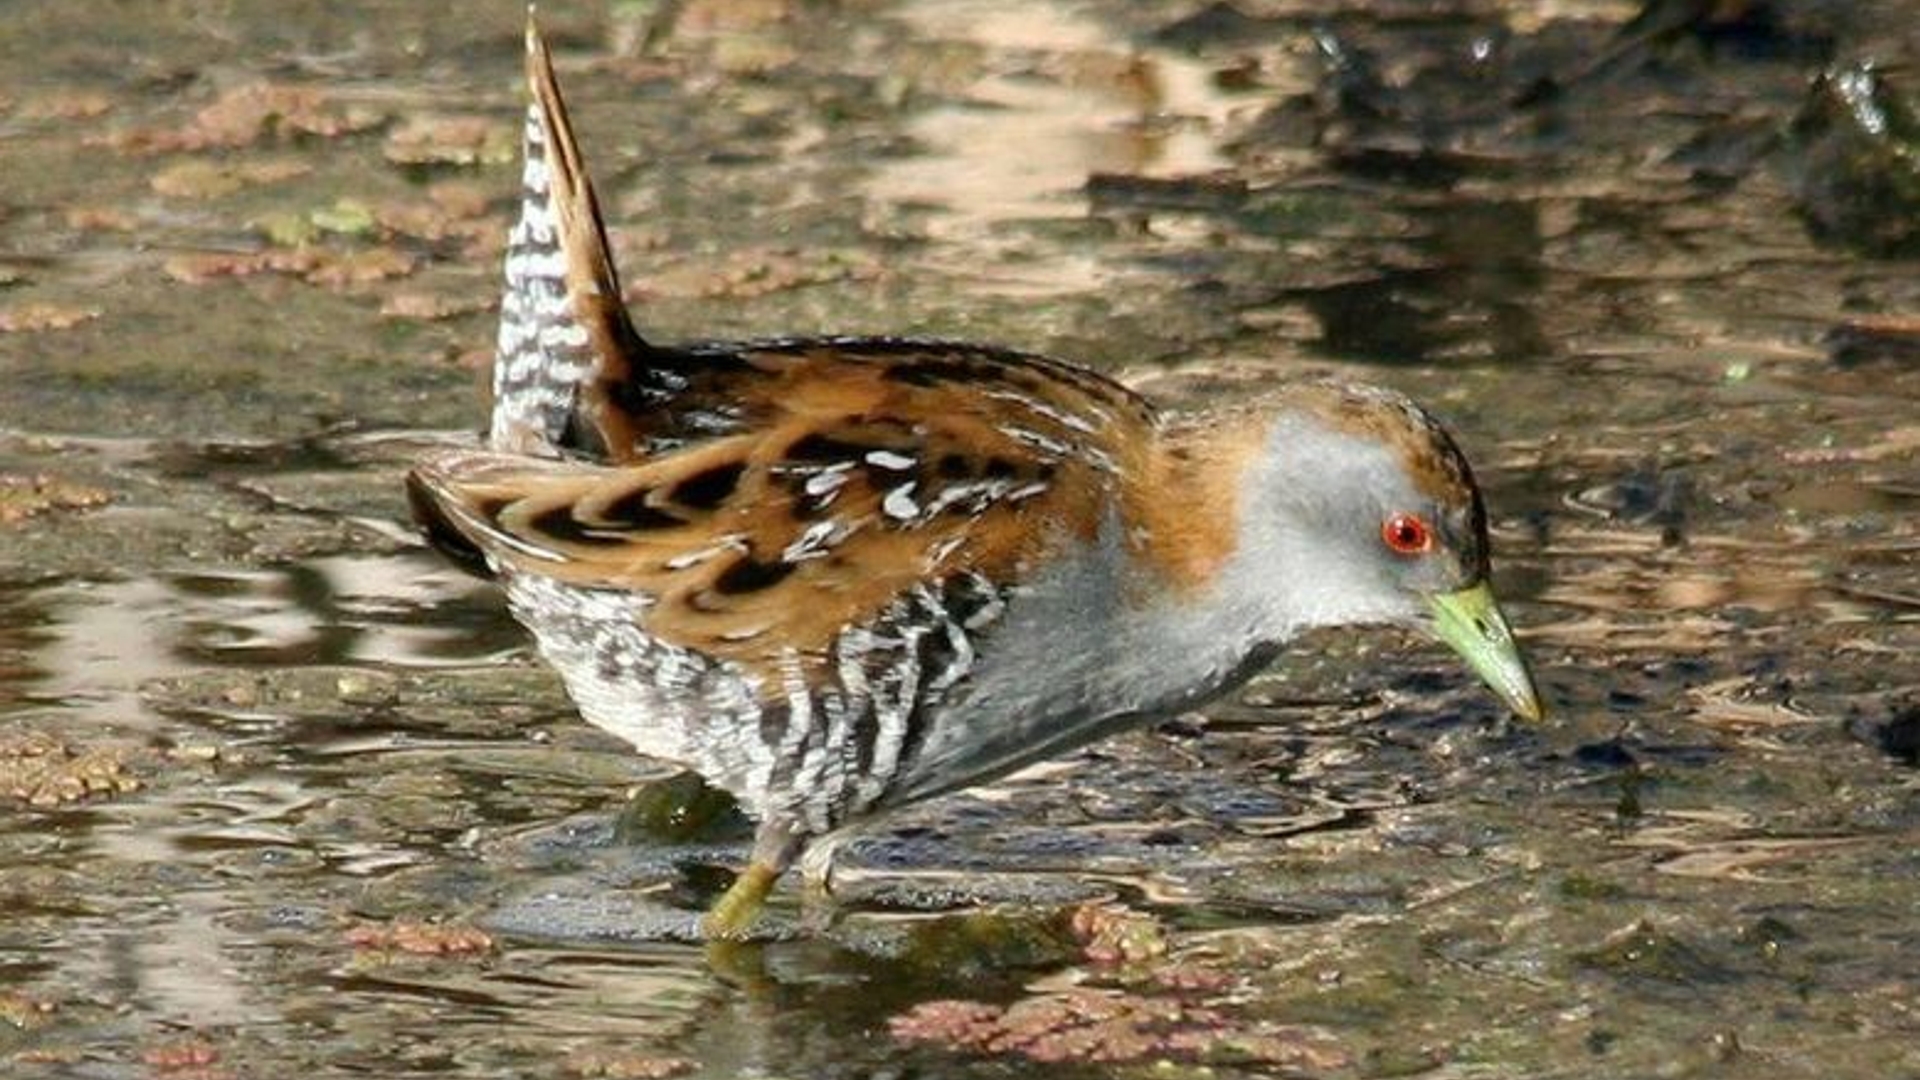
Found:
[1,0,1918,1077]
[1285,197,1552,365]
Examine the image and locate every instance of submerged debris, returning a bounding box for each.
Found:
[139,1036,225,1078]
[161,246,417,289]
[0,990,57,1031]
[104,82,383,154]
[1575,920,1731,984]
[344,919,495,957]
[888,904,1334,1069]
[1791,61,1920,254]
[384,114,517,167]
[379,291,494,322]
[891,987,1351,1071]
[1847,691,1920,766]
[0,304,100,334]
[1826,315,1920,367]
[148,158,310,199]
[0,473,111,524]
[0,729,137,805]
[613,770,751,845]
[563,1052,696,1079]
[1069,902,1170,965]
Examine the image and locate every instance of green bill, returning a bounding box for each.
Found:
[1429,582,1544,722]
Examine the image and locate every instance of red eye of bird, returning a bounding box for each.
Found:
[1381,512,1433,556]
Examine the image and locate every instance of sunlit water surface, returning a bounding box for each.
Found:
[1,1,1915,1077]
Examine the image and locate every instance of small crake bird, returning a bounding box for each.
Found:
[409,19,1544,939]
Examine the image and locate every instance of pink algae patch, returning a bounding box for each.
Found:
[163,247,416,289]
[104,83,382,154]
[891,987,1351,1071]
[345,919,494,957]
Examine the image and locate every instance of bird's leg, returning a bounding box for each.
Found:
[798,831,845,898]
[701,864,778,941]
[700,821,804,940]
[797,830,852,933]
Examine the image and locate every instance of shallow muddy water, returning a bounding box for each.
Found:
[2,1,1917,1077]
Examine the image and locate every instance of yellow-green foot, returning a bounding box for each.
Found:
[700,861,780,940]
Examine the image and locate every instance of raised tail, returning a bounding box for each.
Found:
[490,15,646,458]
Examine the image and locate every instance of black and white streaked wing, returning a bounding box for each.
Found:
[750,572,1008,830]
[497,562,1009,831]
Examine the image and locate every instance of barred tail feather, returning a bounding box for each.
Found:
[490,16,644,458]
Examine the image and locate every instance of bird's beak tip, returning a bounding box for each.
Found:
[1428,581,1545,725]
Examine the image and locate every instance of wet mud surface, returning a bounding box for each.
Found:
[2,1,1916,1077]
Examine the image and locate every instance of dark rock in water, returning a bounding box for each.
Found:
[614,769,753,845]
[1573,739,1639,770]
[1825,316,1920,367]
[1084,172,1250,214]
[1572,464,1695,543]
[1574,920,1735,984]
[1666,117,1783,185]
[1849,693,1920,765]
[1790,62,1920,255]
[1150,1,1287,51]
[1873,711,1920,760]
[1516,0,1833,108]
[1614,0,1833,61]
